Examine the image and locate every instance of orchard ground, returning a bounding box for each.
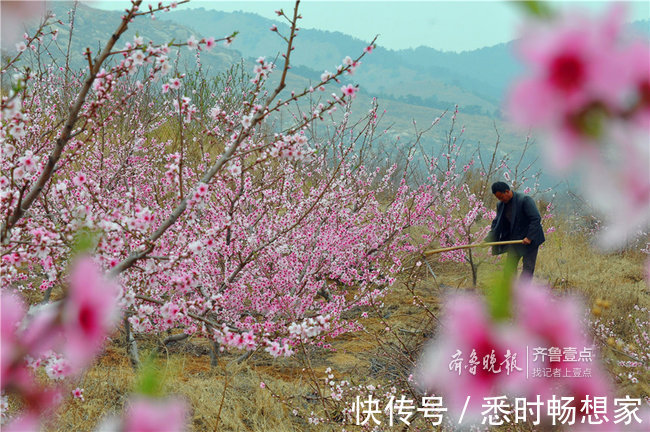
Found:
[36,220,649,431]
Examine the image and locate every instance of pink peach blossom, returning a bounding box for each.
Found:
[417,280,616,424]
[416,294,528,420]
[72,173,87,186]
[62,258,120,370]
[341,84,357,98]
[507,4,636,171]
[186,35,198,50]
[72,387,84,401]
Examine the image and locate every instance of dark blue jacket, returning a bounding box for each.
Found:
[488,191,545,255]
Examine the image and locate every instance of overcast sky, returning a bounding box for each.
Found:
[89,1,650,52]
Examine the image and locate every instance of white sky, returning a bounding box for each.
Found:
[36,0,650,52]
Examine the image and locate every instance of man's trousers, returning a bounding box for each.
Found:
[506,245,539,278]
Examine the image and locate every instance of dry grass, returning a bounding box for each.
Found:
[536,226,649,322]
[41,222,649,431]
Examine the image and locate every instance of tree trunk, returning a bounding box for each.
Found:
[124,316,140,369]
[209,340,221,367]
[468,249,478,287]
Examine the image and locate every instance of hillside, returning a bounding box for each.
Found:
[33,2,241,75]
[158,7,541,158]
[8,2,564,191]
[162,7,509,111]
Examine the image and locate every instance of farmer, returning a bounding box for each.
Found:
[487,181,545,277]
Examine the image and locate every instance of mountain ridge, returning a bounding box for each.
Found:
[13,3,648,195]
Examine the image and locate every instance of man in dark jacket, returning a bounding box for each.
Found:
[487,182,545,277]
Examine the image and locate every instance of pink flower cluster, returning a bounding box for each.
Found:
[162,76,182,93]
[1,73,30,140]
[215,328,257,351]
[509,5,649,164]
[288,315,331,340]
[251,56,274,83]
[185,35,218,52]
[264,339,295,357]
[268,132,314,161]
[160,301,182,327]
[1,258,120,428]
[315,49,368,94]
[342,55,360,75]
[118,35,174,79]
[71,387,84,402]
[172,96,197,123]
[341,84,358,99]
[508,5,650,247]
[416,280,615,424]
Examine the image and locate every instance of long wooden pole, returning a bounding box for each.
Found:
[423,240,525,256]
